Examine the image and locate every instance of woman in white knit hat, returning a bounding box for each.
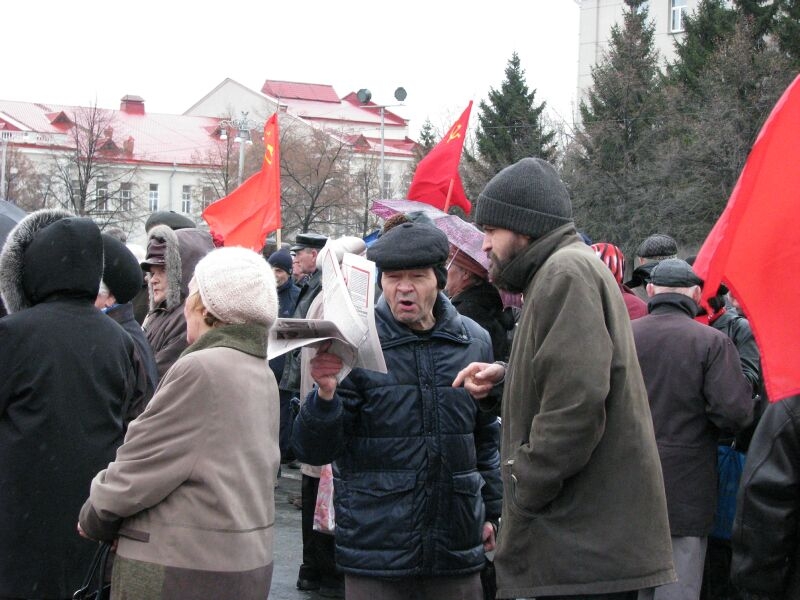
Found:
[78,246,280,599]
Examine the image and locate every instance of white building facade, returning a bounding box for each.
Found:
[577,0,700,99]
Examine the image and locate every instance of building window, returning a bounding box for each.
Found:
[670,0,687,32]
[181,185,192,213]
[202,186,215,210]
[382,172,393,198]
[96,181,108,212]
[120,182,133,211]
[148,183,159,212]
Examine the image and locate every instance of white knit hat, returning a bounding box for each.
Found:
[193,247,278,327]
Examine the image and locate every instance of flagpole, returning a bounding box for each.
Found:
[276,229,282,247]
[443,178,455,213]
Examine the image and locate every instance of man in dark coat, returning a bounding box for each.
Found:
[277,232,329,592]
[267,248,299,463]
[0,209,136,599]
[445,248,512,362]
[731,394,800,600]
[141,224,214,377]
[96,233,160,425]
[292,222,502,600]
[631,258,754,600]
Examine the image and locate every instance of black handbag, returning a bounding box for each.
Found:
[73,542,112,600]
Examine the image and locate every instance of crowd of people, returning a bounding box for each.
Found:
[0,157,796,600]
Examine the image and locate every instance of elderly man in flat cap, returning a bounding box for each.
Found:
[292,222,501,600]
[631,258,753,600]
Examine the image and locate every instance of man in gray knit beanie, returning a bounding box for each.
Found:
[454,157,676,599]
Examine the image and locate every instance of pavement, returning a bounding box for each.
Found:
[271,469,331,600]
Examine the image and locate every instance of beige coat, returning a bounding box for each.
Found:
[80,324,280,599]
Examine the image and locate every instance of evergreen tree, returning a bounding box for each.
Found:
[416,119,437,154]
[736,0,777,39]
[772,0,800,63]
[653,16,795,249]
[475,51,557,176]
[668,0,738,91]
[563,0,664,254]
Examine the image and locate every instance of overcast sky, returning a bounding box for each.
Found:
[2,0,581,139]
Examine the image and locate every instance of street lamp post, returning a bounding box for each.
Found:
[357,87,407,198]
[0,136,8,202]
[219,111,257,187]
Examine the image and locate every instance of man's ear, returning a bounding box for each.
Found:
[646,283,656,298]
[691,285,702,304]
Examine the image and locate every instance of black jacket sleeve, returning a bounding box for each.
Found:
[731,396,800,595]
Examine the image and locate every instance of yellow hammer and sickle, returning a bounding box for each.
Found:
[448,124,462,142]
[264,144,274,165]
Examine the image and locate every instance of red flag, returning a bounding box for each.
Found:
[202,113,281,251]
[693,74,800,402]
[407,101,472,214]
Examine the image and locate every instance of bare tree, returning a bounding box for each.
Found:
[280,127,358,237]
[46,103,147,234]
[2,146,49,212]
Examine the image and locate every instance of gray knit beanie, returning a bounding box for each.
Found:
[194,247,278,328]
[474,157,572,239]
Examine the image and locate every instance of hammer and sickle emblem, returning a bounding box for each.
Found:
[448,123,463,142]
[264,144,274,165]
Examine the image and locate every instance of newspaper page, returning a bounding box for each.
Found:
[342,252,386,374]
[267,245,386,380]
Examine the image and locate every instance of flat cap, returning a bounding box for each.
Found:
[290,232,328,252]
[636,233,677,260]
[649,258,702,288]
[367,222,449,271]
[145,210,196,232]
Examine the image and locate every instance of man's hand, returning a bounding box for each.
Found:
[77,522,92,540]
[452,362,505,399]
[309,341,343,400]
[482,521,496,552]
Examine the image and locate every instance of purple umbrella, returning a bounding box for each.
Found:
[370,199,489,271]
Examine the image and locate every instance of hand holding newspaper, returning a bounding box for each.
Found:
[267,244,386,383]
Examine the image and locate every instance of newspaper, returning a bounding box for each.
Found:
[267,245,386,381]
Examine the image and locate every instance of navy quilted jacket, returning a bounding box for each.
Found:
[292,293,502,577]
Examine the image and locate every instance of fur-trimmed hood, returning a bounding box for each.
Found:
[143,225,213,311]
[0,208,104,314]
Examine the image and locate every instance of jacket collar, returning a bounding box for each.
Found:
[181,323,269,359]
[646,292,699,318]
[494,223,581,294]
[376,292,473,349]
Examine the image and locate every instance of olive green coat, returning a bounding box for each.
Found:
[490,225,676,598]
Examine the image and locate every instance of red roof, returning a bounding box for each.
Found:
[0,98,222,167]
[261,80,407,129]
[261,80,341,103]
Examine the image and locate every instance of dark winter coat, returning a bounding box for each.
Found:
[711,308,761,394]
[105,302,160,423]
[279,268,322,393]
[142,226,213,377]
[490,224,675,598]
[631,293,754,536]
[0,209,136,599]
[450,279,512,362]
[731,395,800,599]
[269,277,299,381]
[292,294,502,578]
